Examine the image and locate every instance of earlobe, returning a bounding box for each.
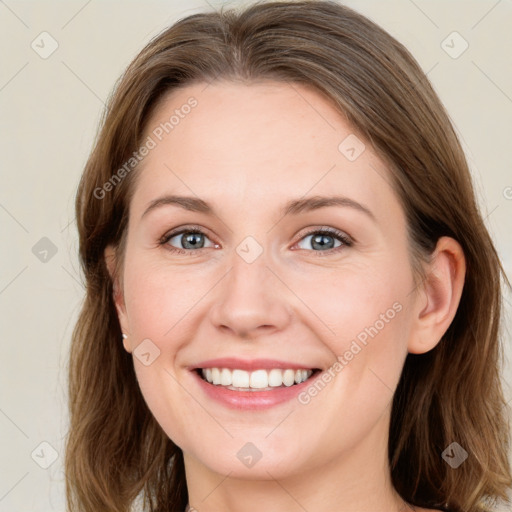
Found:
[408,236,466,354]
[121,333,132,353]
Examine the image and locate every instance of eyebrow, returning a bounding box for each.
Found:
[141,194,376,222]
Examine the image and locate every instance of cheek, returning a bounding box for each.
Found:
[123,257,201,339]
[309,256,413,395]
[328,296,410,400]
[309,262,411,348]
[120,255,210,442]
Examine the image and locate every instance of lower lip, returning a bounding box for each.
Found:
[191,370,321,410]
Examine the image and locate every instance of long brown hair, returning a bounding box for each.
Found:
[65,1,512,510]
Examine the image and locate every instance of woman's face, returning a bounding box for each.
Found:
[112,80,423,479]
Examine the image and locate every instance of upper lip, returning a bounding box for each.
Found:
[190,357,320,372]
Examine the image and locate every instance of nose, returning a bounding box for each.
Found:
[208,249,293,340]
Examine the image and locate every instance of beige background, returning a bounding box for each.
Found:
[0,0,511,510]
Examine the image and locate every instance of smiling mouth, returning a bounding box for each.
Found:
[195,367,321,391]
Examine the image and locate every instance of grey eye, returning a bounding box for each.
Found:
[167,231,214,250]
[297,232,343,251]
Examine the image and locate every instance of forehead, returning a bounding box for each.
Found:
[142,80,351,170]
[131,80,399,223]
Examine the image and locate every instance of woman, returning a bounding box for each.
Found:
[65,1,512,511]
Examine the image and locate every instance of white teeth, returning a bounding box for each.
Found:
[200,367,314,390]
[282,369,295,386]
[232,369,250,388]
[220,368,232,386]
[249,369,268,389]
[268,368,283,387]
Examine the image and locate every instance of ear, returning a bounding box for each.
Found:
[104,245,132,353]
[408,236,466,354]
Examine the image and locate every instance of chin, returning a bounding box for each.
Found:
[188,443,309,480]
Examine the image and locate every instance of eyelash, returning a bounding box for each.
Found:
[158,226,353,257]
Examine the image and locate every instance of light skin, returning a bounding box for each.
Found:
[105,81,465,512]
